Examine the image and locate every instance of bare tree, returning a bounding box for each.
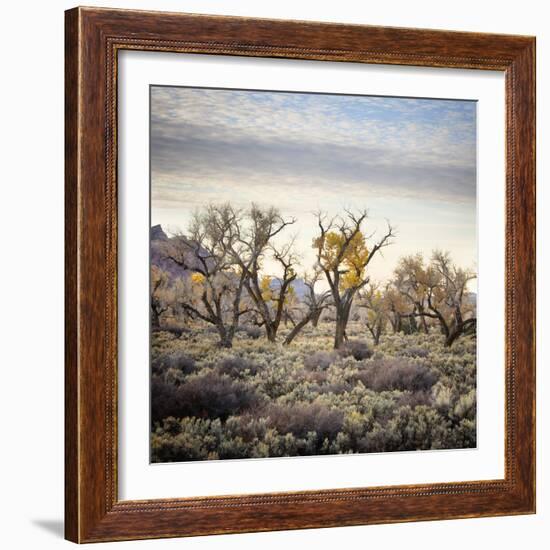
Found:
[281,285,299,327]
[428,250,477,346]
[228,204,297,342]
[393,251,476,346]
[393,254,433,334]
[150,265,174,329]
[358,282,387,345]
[162,204,250,348]
[383,282,410,334]
[313,210,394,349]
[283,271,332,346]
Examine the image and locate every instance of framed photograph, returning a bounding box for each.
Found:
[65,7,535,543]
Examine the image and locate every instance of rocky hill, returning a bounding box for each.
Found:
[150,225,190,281]
[151,224,309,300]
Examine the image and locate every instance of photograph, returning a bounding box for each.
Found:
[149,85,478,463]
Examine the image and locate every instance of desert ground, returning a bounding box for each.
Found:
[151,320,476,462]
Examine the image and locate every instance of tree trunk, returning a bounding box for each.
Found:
[334,320,345,349]
[390,313,402,334]
[334,311,347,348]
[334,299,353,349]
[374,324,381,345]
[334,327,345,348]
[367,322,382,345]
[445,328,461,347]
[283,314,312,346]
[151,307,160,329]
[420,315,429,334]
[265,323,277,343]
[311,309,322,328]
[219,337,233,348]
[217,325,234,348]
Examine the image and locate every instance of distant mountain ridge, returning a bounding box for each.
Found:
[151,224,168,242]
[270,277,308,300]
[151,224,190,281]
[151,224,307,298]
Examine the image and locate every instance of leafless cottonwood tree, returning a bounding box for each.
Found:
[382,282,410,334]
[393,254,432,334]
[283,271,332,346]
[229,205,298,342]
[358,282,388,345]
[313,209,394,349]
[428,250,477,346]
[394,251,476,346]
[163,204,250,348]
[150,265,174,329]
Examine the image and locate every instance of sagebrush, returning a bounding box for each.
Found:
[151,322,476,462]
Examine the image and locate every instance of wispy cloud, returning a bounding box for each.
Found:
[151,86,476,207]
[150,86,477,283]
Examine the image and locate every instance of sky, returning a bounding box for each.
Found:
[150,85,477,286]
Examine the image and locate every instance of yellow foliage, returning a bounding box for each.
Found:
[313,230,370,290]
[284,285,296,306]
[191,273,205,285]
[260,275,273,301]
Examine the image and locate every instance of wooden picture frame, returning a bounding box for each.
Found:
[65,6,536,543]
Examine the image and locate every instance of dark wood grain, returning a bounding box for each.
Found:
[64,6,536,543]
[64,7,79,543]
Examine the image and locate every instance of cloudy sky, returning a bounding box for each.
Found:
[151,85,477,284]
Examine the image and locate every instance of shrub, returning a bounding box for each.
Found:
[338,340,373,361]
[149,326,477,461]
[151,351,196,376]
[153,325,190,338]
[399,346,429,359]
[303,351,337,371]
[343,411,369,441]
[396,390,433,408]
[151,416,337,461]
[433,384,455,415]
[238,325,262,339]
[151,372,261,422]
[355,358,438,392]
[314,381,352,395]
[151,355,164,376]
[151,376,182,423]
[448,418,476,448]
[151,417,223,462]
[225,414,269,443]
[386,405,450,451]
[166,351,196,372]
[356,422,399,453]
[453,389,476,421]
[160,416,183,436]
[304,370,329,384]
[265,402,344,442]
[217,356,260,377]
